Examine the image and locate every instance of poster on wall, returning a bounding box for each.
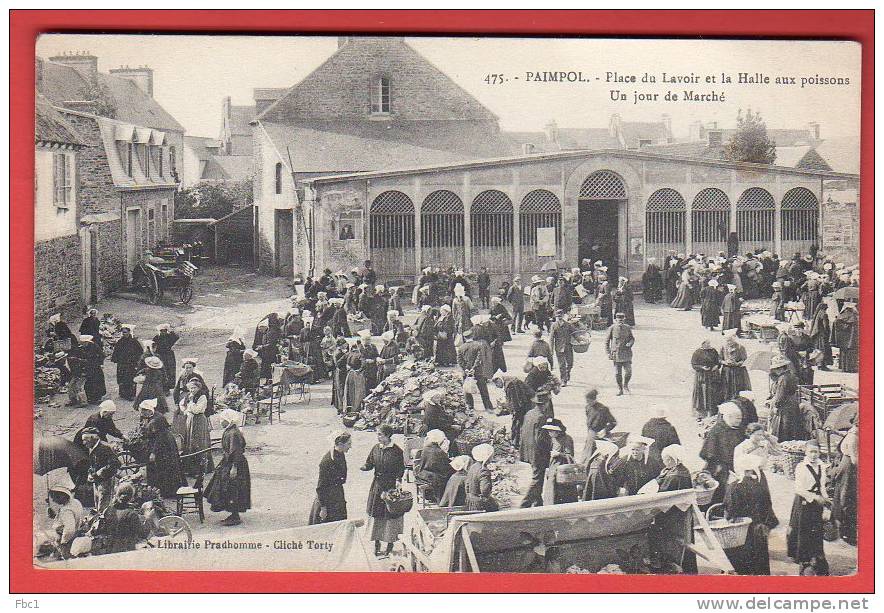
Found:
[536,226,557,256]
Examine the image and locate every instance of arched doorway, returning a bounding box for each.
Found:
[781,187,819,257]
[470,190,514,274]
[421,190,465,270]
[369,191,415,281]
[645,188,686,264]
[578,170,626,276]
[736,188,776,254]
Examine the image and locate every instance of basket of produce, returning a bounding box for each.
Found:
[555,463,588,484]
[381,487,414,517]
[570,329,592,353]
[776,440,813,480]
[799,384,858,422]
[342,412,360,428]
[692,471,719,506]
[694,503,752,549]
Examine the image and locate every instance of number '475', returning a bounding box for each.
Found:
[484,73,506,84]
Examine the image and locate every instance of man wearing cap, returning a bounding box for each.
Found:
[74,400,125,447]
[519,393,553,508]
[477,266,492,310]
[605,312,635,395]
[457,328,494,413]
[549,309,575,386]
[110,325,143,400]
[79,307,102,350]
[529,276,551,332]
[152,324,179,393]
[768,355,803,442]
[82,427,121,511]
[505,277,526,333]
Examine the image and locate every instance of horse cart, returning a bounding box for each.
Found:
[398,490,735,574]
[131,260,197,305]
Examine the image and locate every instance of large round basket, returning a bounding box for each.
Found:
[781,449,806,480]
[694,481,719,506]
[570,330,592,353]
[342,412,360,428]
[695,504,752,549]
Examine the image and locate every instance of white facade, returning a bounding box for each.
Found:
[34,147,78,242]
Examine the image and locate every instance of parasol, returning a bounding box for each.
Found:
[833,286,859,302]
[541,259,568,272]
[33,435,88,476]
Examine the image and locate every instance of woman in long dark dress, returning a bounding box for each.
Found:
[613,278,635,326]
[699,279,722,331]
[651,444,698,574]
[724,454,779,575]
[415,430,453,504]
[205,409,252,526]
[808,302,833,370]
[831,422,858,545]
[308,432,351,524]
[581,440,618,501]
[133,356,169,414]
[787,441,830,575]
[831,303,859,373]
[81,336,107,404]
[465,443,499,512]
[691,340,722,418]
[440,455,471,507]
[152,324,179,392]
[360,424,406,557]
[768,356,804,442]
[79,308,102,349]
[110,325,143,400]
[331,339,349,414]
[138,400,186,499]
[642,259,663,304]
[720,332,752,400]
[222,335,246,387]
[700,403,746,506]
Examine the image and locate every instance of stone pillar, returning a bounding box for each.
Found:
[511,168,521,277]
[685,167,693,254]
[462,172,472,270]
[773,174,783,256]
[413,176,422,278]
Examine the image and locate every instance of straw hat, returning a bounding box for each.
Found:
[144,356,163,369]
[472,443,495,463]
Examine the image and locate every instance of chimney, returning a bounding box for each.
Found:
[807,122,821,141]
[661,113,673,142]
[48,51,98,84]
[609,113,622,138]
[544,119,559,145]
[109,65,154,97]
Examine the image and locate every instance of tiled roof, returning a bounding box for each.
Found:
[213,155,254,181]
[35,100,93,147]
[813,137,860,174]
[620,121,668,148]
[94,116,178,189]
[502,128,621,154]
[184,135,222,160]
[228,105,255,136]
[638,141,726,161]
[39,60,184,132]
[253,87,287,100]
[261,121,474,173]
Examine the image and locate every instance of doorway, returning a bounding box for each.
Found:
[578,199,620,277]
[275,209,294,278]
[126,208,141,282]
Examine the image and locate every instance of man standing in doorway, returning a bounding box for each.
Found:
[605,312,635,396]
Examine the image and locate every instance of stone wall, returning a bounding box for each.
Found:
[34,234,83,330]
[821,186,860,265]
[59,113,118,216]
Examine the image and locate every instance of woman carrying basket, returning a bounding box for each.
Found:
[723,454,779,575]
[360,424,406,558]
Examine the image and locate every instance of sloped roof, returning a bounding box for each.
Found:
[261,121,471,173]
[253,87,287,101]
[213,155,254,180]
[38,59,184,132]
[620,121,669,148]
[705,127,818,148]
[258,38,498,123]
[502,128,621,154]
[642,141,726,161]
[94,116,177,189]
[814,137,860,174]
[184,135,222,156]
[35,100,93,147]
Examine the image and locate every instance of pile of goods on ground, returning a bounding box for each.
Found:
[34,361,62,401]
[214,384,253,414]
[99,314,124,357]
[358,360,521,507]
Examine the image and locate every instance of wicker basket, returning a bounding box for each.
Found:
[555,463,588,484]
[694,481,719,506]
[342,412,360,428]
[382,490,414,517]
[695,504,752,549]
[571,330,592,354]
[780,449,806,480]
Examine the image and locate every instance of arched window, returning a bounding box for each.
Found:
[692,188,730,253]
[274,162,283,194]
[736,188,775,250]
[579,170,627,199]
[369,191,415,279]
[520,189,561,272]
[781,187,819,255]
[645,189,686,262]
[471,190,514,273]
[421,190,465,269]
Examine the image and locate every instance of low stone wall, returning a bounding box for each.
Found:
[34,234,83,332]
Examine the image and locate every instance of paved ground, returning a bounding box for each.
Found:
[34,266,858,575]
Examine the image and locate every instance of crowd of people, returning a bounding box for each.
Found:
[38,246,858,573]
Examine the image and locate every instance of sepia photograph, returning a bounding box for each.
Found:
[23,24,865,587]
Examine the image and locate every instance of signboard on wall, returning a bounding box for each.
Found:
[536,227,557,257]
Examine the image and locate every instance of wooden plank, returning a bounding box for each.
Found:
[460,527,481,573]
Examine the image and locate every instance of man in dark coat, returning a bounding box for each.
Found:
[493,373,533,446]
[605,312,634,395]
[505,277,526,333]
[152,324,179,393]
[81,335,107,405]
[477,267,491,310]
[519,393,552,508]
[457,328,494,413]
[110,325,143,400]
[82,427,121,511]
[549,310,576,386]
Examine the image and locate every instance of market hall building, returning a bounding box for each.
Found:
[298,149,859,286]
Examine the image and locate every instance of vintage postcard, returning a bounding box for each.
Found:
[28,31,863,583]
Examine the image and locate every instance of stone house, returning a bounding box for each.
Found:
[36,52,184,304]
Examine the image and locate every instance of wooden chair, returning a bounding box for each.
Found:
[176,474,205,523]
[256,381,284,424]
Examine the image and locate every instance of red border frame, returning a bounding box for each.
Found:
[11,9,874,594]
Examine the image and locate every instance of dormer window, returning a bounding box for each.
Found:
[125,143,134,177]
[370,75,391,115]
